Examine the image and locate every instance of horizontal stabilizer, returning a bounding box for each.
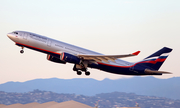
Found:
[144,69,172,74]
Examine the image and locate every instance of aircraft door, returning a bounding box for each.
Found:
[47,39,51,47]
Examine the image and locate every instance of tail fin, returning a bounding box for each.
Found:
[139,47,172,70]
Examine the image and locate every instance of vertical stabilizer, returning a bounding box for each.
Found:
[139,47,172,70]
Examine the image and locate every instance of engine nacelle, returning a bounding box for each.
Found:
[47,54,66,64]
[60,52,81,64]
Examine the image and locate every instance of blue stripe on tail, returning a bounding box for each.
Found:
[145,47,172,59]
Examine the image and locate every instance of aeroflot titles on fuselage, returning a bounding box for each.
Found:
[27,32,87,55]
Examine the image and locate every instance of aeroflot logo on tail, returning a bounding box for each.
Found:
[144,52,170,61]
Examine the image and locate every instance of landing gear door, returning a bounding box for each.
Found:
[47,39,51,47]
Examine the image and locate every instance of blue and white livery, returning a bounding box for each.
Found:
[7,31,172,76]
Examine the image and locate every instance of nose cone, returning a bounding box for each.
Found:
[7,33,13,38]
[7,32,16,42]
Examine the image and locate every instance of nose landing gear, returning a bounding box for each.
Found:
[20,50,24,53]
[20,46,24,54]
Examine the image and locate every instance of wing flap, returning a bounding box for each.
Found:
[104,57,116,62]
[78,51,140,63]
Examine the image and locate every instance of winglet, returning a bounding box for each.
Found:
[132,51,140,56]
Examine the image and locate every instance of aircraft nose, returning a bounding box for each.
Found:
[7,33,14,39]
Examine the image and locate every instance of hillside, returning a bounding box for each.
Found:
[0,77,180,99]
[0,90,180,108]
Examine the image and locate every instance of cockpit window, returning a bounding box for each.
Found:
[13,32,18,34]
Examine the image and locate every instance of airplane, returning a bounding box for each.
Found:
[7,31,172,76]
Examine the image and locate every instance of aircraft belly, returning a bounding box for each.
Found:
[88,63,146,75]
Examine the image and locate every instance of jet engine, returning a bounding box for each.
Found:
[60,52,81,64]
[47,54,66,64]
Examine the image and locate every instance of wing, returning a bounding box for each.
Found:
[78,51,140,63]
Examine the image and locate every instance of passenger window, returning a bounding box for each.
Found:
[14,32,18,34]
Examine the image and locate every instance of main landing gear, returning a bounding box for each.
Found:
[73,63,90,76]
[20,46,24,54]
[77,70,82,75]
[76,70,90,76]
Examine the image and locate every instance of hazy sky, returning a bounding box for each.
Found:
[1,0,180,84]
